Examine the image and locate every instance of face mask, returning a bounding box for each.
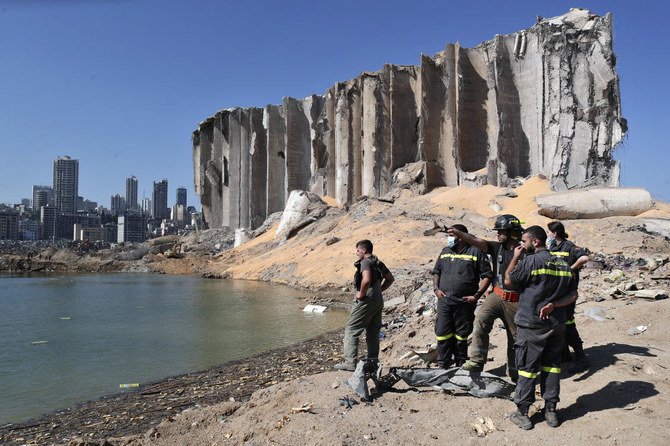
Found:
[447,236,458,249]
[546,238,554,248]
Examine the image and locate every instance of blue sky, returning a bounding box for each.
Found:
[1,0,668,208]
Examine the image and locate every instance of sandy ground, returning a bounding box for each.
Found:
[114,280,670,446]
[114,178,670,446]
[5,177,670,445]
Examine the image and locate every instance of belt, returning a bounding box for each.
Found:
[492,286,519,302]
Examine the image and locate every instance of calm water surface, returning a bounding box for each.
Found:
[0,273,348,425]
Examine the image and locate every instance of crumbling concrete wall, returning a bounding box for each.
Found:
[193,9,626,229]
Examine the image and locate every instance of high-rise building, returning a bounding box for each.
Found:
[53,156,79,215]
[176,186,187,208]
[32,185,53,211]
[152,179,169,221]
[57,212,99,240]
[111,194,126,216]
[82,199,97,212]
[40,205,57,240]
[103,223,118,243]
[34,190,49,214]
[126,176,138,210]
[171,204,185,224]
[0,210,19,240]
[19,219,39,241]
[118,211,147,243]
[141,197,151,216]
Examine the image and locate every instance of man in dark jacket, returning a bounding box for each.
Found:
[505,226,577,430]
[432,224,493,369]
[547,221,591,372]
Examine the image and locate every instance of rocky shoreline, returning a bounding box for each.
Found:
[0,330,344,445]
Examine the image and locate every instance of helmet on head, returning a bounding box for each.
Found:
[493,214,524,232]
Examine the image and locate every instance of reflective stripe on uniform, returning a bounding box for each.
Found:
[518,370,538,379]
[541,366,561,374]
[436,333,454,341]
[552,251,570,257]
[565,318,576,325]
[531,268,572,277]
[455,334,468,341]
[439,253,477,261]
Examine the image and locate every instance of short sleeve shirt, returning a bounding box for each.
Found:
[360,257,383,298]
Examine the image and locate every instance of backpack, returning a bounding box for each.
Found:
[354,255,389,291]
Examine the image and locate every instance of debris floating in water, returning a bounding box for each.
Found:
[119,383,140,389]
[32,340,48,345]
[60,316,71,320]
[303,304,327,313]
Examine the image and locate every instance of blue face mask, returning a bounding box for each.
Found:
[447,236,458,249]
[546,238,554,248]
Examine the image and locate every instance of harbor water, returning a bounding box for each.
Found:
[0,273,348,425]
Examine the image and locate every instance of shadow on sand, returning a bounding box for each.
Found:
[560,342,660,421]
[564,342,659,382]
[561,380,658,421]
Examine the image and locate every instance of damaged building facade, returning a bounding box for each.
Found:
[193,9,626,229]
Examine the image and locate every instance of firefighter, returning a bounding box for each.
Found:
[450,214,524,381]
[432,224,493,368]
[547,221,590,372]
[505,225,577,429]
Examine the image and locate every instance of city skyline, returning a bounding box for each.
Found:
[0,153,194,241]
[1,1,669,205]
[0,147,195,209]
[3,154,187,212]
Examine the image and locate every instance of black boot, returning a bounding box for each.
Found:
[569,346,589,373]
[544,402,559,428]
[510,405,533,430]
[455,339,468,367]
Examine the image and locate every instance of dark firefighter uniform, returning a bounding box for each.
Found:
[549,239,588,361]
[432,245,493,368]
[508,250,576,412]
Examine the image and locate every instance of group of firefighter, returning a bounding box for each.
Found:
[336,215,590,430]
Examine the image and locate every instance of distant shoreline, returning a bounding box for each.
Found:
[0,329,344,444]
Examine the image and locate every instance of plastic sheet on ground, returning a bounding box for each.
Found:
[346,363,516,400]
[392,367,516,399]
[584,307,608,321]
[346,360,383,399]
